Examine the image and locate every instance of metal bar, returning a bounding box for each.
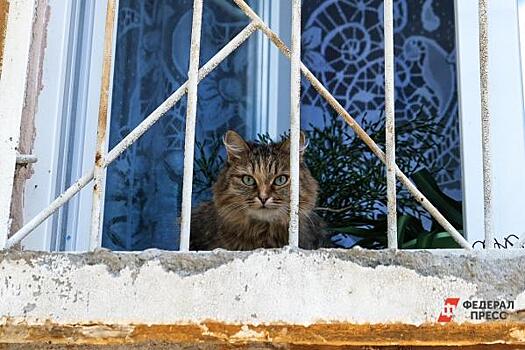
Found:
[106,22,257,165]
[288,0,301,248]
[7,170,94,248]
[384,0,397,249]
[479,0,494,249]
[179,0,204,252]
[15,154,37,164]
[6,23,258,249]
[89,0,117,251]
[233,0,472,249]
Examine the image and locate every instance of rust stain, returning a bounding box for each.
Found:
[1,321,525,347]
[90,0,117,235]
[0,0,9,78]
[94,0,117,163]
[94,151,102,166]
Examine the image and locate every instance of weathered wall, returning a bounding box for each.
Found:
[0,249,524,347]
[0,0,36,247]
[9,0,48,235]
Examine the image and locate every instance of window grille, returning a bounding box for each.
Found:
[3,0,516,251]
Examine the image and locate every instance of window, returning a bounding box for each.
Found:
[21,0,108,251]
[456,0,525,245]
[5,0,525,251]
[1,1,524,347]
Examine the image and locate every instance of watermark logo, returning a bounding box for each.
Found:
[463,299,514,320]
[437,298,515,322]
[438,297,460,322]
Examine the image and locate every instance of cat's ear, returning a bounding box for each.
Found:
[280,131,309,155]
[223,130,249,161]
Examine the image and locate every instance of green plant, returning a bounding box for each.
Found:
[193,138,225,197]
[304,113,442,226]
[329,169,463,249]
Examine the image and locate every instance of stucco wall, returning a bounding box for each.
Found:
[0,248,524,347]
[0,0,36,248]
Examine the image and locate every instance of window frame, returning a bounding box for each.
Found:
[455,0,525,244]
[11,0,525,251]
[21,0,111,251]
[253,0,292,139]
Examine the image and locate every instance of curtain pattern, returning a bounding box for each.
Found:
[104,0,460,250]
[301,0,460,198]
[104,0,253,250]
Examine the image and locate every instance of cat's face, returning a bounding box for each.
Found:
[213,131,318,224]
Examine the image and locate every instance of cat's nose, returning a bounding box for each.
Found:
[258,195,269,205]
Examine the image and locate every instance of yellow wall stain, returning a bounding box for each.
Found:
[0,0,9,78]
[1,321,525,347]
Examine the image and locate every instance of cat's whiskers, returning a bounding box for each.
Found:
[217,202,249,220]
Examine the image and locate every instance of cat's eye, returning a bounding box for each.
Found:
[241,175,256,186]
[273,175,288,186]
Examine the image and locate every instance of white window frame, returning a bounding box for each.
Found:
[254,0,292,139]
[22,0,110,251]
[455,0,525,243]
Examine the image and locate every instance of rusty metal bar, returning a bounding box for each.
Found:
[6,22,258,249]
[89,0,117,251]
[479,0,494,249]
[233,0,472,249]
[384,0,397,249]
[288,0,301,248]
[179,0,204,252]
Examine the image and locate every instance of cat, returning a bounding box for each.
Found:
[189,130,329,250]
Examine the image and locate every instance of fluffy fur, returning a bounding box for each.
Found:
[190,130,328,250]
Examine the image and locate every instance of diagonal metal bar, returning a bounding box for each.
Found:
[6,22,258,248]
[288,0,301,247]
[7,171,94,248]
[384,0,397,249]
[233,0,472,249]
[105,22,257,166]
[179,0,204,252]
[478,0,494,249]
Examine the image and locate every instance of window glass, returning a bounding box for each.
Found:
[103,0,461,251]
[104,0,256,250]
[301,0,462,240]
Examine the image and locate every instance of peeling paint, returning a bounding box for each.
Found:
[9,0,49,235]
[1,320,525,346]
[0,0,37,247]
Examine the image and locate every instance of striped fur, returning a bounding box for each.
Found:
[190,131,328,250]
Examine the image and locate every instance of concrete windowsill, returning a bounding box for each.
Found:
[0,248,524,347]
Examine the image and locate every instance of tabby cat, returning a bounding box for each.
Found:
[190,130,328,250]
